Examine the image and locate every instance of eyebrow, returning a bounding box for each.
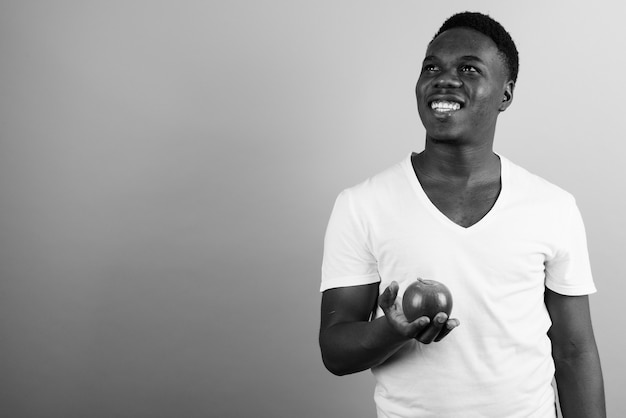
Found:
[460,55,485,63]
[422,55,485,63]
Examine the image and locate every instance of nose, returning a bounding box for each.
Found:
[433,71,463,88]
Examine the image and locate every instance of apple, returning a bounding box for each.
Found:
[402,278,453,322]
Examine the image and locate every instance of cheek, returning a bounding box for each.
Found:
[415,74,432,95]
[415,80,425,99]
[415,82,428,110]
[474,87,503,113]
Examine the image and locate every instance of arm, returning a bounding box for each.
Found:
[545,288,606,418]
[319,281,458,376]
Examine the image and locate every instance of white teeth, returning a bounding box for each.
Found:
[431,101,461,111]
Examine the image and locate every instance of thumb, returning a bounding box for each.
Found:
[379,281,399,310]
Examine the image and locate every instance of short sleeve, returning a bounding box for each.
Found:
[545,198,596,296]
[320,189,379,292]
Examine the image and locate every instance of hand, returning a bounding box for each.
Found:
[379,281,460,344]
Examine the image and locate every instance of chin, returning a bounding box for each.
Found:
[425,128,466,144]
[421,115,463,141]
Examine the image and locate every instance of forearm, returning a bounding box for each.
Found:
[319,316,410,376]
[554,348,606,418]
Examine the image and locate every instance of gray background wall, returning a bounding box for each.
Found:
[1,1,624,417]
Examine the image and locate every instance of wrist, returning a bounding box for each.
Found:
[366,316,412,350]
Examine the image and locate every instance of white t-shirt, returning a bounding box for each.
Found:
[321,153,596,418]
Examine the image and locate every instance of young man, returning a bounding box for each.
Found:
[319,12,605,418]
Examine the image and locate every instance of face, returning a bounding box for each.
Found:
[415,27,514,144]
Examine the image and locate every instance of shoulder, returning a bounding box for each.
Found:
[338,155,412,206]
[503,156,576,209]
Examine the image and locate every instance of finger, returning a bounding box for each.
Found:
[416,313,448,344]
[378,281,399,311]
[434,318,460,342]
[388,281,399,299]
[409,316,431,337]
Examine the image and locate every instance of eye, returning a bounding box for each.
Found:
[460,65,479,73]
[422,64,439,73]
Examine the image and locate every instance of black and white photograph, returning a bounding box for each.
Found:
[0,1,624,417]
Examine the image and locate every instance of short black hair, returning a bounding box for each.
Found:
[432,12,519,83]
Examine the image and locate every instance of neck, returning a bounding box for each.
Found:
[415,138,500,183]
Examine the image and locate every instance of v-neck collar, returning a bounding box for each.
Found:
[403,152,509,232]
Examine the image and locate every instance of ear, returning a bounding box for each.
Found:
[499,80,515,112]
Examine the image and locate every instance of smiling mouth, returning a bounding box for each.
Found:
[430,100,462,113]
